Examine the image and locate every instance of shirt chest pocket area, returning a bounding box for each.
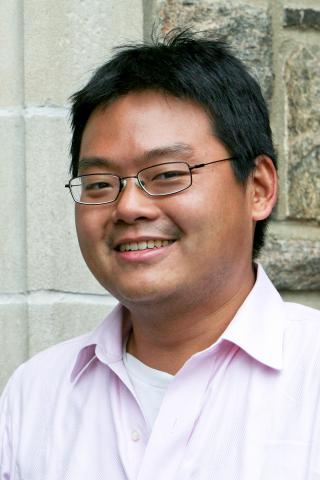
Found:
[261,442,317,480]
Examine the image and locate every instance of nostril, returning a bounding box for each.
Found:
[114,215,150,226]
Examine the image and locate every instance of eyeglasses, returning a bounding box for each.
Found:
[65,157,235,205]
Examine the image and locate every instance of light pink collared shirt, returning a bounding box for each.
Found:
[1,265,320,479]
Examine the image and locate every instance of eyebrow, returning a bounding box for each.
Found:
[78,143,194,172]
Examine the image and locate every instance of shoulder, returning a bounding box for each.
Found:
[284,301,320,331]
[1,302,123,406]
[282,301,320,368]
[1,332,92,405]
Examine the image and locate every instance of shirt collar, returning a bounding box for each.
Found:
[71,264,285,382]
[221,263,285,370]
[70,303,131,382]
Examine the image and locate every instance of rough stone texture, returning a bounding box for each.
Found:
[24,0,143,105]
[0,0,23,106]
[27,296,116,357]
[260,235,320,290]
[0,301,28,392]
[285,44,320,222]
[0,116,26,292]
[155,0,273,101]
[25,113,105,294]
[283,8,320,31]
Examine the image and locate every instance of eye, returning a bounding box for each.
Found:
[153,170,187,181]
[85,181,113,191]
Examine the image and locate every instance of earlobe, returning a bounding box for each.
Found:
[251,155,278,221]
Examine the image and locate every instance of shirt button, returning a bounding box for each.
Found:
[131,430,140,442]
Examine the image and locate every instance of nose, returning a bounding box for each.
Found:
[111,177,160,225]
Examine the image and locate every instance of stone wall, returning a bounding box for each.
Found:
[0,0,319,392]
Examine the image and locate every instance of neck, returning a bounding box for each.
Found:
[126,263,256,374]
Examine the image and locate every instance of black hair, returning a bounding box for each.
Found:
[70,30,277,257]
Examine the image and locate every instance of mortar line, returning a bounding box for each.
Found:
[269,0,289,219]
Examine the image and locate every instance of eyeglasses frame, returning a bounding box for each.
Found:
[65,157,235,205]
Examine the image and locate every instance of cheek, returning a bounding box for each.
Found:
[75,207,107,246]
[175,187,226,231]
[180,184,251,248]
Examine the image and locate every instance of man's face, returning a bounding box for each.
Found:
[75,91,255,307]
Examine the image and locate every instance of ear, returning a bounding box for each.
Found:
[250,155,278,221]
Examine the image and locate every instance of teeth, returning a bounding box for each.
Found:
[118,239,174,252]
[138,241,147,250]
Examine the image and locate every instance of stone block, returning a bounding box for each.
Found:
[0,0,23,106]
[285,44,320,222]
[283,8,320,31]
[24,0,143,106]
[281,291,320,310]
[0,299,28,393]
[0,116,26,293]
[155,0,273,101]
[25,112,105,294]
[259,224,320,290]
[27,293,117,357]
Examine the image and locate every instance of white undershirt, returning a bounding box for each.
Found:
[123,351,174,429]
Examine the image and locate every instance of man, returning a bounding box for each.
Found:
[1,31,320,479]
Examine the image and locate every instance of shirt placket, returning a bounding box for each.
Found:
[107,359,150,480]
[136,350,220,480]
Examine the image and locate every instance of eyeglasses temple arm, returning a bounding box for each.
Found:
[189,157,235,172]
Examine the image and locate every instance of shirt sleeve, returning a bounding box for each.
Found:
[0,380,13,480]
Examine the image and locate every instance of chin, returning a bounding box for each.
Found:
[104,282,171,306]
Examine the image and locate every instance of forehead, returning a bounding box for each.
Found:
[81,91,211,141]
[79,91,228,171]
[87,90,213,128]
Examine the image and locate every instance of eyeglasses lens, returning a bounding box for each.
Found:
[70,175,119,204]
[139,162,191,196]
[70,162,191,204]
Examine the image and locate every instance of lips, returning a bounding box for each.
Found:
[117,239,175,252]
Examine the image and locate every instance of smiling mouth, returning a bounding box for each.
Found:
[117,239,175,252]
